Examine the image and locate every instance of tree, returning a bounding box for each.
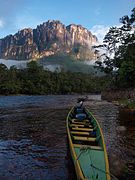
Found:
[95,7,135,88]
[0,63,8,79]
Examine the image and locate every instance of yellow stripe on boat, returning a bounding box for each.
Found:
[66,107,85,180]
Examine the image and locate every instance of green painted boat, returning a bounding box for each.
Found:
[66,106,110,180]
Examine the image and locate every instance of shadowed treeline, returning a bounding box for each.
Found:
[0,61,109,95]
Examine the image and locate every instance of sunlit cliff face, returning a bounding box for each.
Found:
[0,20,98,60]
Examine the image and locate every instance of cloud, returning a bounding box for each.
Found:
[0,19,4,28]
[90,25,110,43]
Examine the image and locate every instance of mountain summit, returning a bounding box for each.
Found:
[0,20,98,60]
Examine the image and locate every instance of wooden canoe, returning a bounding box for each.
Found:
[66,106,110,180]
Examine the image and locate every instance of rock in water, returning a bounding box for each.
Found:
[116,126,126,132]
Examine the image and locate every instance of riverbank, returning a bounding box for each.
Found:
[102,89,135,101]
[101,89,135,111]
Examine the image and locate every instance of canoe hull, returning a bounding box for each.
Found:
[66,107,110,180]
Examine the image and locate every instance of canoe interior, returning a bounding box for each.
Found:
[67,106,110,180]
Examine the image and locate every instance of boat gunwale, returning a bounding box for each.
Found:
[66,107,85,179]
[85,108,110,180]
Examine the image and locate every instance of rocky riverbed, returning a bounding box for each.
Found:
[0,95,134,179]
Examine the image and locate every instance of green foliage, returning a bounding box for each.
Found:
[127,101,135,109]
[95,7,135,88]
[118,99,135,109]
[0,61,109,95]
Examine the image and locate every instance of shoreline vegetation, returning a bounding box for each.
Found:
[0,61,135,110]
[101,90,135,110]
[0,61,109,95]
[115,100,135,111]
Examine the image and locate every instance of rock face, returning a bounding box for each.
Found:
[0,20,98,60]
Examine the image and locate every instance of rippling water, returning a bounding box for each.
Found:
[0,95,134,179]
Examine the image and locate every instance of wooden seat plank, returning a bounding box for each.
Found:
[73,136,96,142]
[71,119,89,123]
[71,131,90,135]
[70,124,92,128]
[72,127,93,132]
[72,121,91,125]
[73,144,102,150]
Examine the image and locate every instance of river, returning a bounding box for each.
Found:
[0,95,134,180]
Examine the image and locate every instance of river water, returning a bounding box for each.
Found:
[0,95,134,180]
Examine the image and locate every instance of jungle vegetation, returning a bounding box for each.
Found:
[95,7,135,89]
[0,61,109,95]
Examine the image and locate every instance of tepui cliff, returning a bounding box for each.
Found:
[0,20,98,60]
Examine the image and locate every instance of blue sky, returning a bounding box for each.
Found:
[0,0,134,41]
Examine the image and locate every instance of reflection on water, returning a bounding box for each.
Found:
[0,107,76,179]
[0,95,134,179]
